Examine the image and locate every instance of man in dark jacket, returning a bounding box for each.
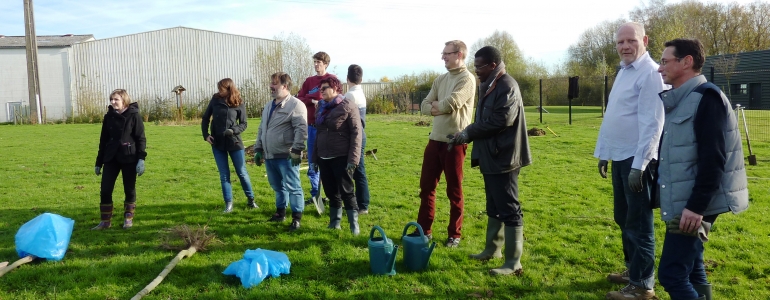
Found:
[450,46,532,276]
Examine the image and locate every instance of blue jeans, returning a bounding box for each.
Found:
[211,147,254,203]
[265,158,304,213]
[306,126,320,198]
[658,231,708,300]
[611,157,656,289]
[354,125,370,210]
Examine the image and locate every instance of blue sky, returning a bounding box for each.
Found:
[0,0,756,81]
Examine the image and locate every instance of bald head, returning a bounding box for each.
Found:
[615,22,648,65]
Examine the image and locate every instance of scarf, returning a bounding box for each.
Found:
[479,61,506,96]
[315,94,344,125]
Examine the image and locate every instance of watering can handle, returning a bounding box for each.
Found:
[370,225,388,240]
[401,221,425,237]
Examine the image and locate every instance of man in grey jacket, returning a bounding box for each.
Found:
[656,38,749,300]
[450,46,532,276]
[255,72,309,232]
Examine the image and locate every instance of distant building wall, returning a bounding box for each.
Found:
[0,47,72,122]
[71,27,282,118]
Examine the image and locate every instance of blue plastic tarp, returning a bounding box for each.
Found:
[15,213,75,261]
[223,248,291,288]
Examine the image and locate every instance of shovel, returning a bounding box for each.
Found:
[738,105,757,165]
[365,148,378,160]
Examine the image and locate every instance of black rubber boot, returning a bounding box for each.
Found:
[469,217,504,261]
[328,206,342,229]
[289,212,302,231]
[346,209,360,236]
[269,208,286,222]
[693,284,712,300]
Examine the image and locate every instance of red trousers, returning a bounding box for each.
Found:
[417,139,466,238]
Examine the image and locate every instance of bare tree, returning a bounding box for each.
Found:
[273,32,314,95]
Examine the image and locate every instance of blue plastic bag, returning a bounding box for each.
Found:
[223,248,291,288]
[15,213,75,261]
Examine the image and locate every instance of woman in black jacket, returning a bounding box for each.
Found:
[202,78,256,213]
[311,76,362,235]
[94,89,147,230]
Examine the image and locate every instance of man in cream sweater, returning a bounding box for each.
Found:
[414,40,476,247]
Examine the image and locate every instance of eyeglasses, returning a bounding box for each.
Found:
[441,51,459,57]
[659,57,682,66]
[320,86,332,91]
[474,64,489,71]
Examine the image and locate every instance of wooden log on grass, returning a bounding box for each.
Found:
[0,255,35,277]
[131,224,217,300]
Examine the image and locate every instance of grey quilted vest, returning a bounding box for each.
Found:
[657,75,749,222]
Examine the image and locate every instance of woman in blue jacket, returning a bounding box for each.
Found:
[202,78,256,212]
[94,89,146,230]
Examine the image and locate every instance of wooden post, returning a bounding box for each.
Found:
[23,0,43,124]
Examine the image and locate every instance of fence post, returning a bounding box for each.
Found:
[539,78,543,123]
[603,75,608,117]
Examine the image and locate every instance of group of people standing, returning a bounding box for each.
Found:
[90,24,749,299]
[596,22,749,300]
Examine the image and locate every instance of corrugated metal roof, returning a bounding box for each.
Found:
[0,34,95,48]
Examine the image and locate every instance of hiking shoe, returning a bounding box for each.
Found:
[446,237,461,248]
[268,213,285,222]
[305,197,315,205]
[358,209,369,215]
[605,284,656,300]
[222,202,233,213]
[289,220,300,232]
[607,269,630,284]
[247,198,258,209]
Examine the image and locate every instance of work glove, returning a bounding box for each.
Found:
[598,160,608,178]
[224,129,234,136]
[136,159,145,176]
[309,163,319,173]
[666,215,699,237]
[254,152,263,166]
[628,168,643,192]
[346,163,356,175]
[95,166,101,176]
[290,152,301,167]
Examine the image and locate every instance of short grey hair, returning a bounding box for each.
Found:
[616,22,646,39]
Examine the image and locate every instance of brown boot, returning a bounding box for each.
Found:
[92,204,113,230]
[123,202,136,229]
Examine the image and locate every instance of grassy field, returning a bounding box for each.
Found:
[0,106,768,299]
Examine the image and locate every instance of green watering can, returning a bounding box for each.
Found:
[401,222,436,272]
[368,225,398,275]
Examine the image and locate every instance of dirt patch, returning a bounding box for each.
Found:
[245,144,256,158]
[527,127,546,136]
[414,120,431,127]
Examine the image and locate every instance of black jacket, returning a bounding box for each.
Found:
[96,102,147,166]
[466,73,532,174]
[201,95,248,151]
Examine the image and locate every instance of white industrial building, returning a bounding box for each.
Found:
[0,34,94,123]
[0,27,281,123]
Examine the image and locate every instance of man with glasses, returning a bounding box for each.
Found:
[297,52,336,209]
[656,38,748,300]
[449,46,531,276]
[596,22,665,300]
[413,40,476,248]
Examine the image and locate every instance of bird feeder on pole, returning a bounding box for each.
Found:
[171,85,186,121]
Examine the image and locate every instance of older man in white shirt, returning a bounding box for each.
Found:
[596,22,666,300]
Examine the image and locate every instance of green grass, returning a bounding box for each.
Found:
[0,107,768,299]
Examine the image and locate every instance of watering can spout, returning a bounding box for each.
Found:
[386,245,399,272]
[422,242,436,269]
